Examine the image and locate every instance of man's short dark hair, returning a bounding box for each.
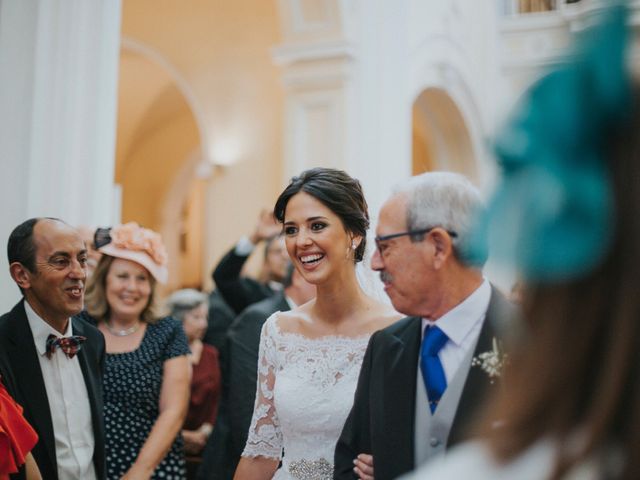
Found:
[7,217,65,273]
[7,218,40,273]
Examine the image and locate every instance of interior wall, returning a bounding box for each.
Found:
[119,0,284,290]
[412,87,476,180]
[178,179,206,289]
[119,93,199,228]
[411,107,435,175]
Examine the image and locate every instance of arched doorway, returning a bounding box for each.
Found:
[412,87,477,179]
[116,44,205,292]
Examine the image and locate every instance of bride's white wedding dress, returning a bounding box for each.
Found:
[242,313,371,479]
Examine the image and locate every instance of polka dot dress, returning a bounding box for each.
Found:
[104,316,190,479]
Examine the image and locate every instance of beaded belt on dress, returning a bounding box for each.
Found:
[288,458,333,480]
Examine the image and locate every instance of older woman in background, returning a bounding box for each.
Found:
[84,222,191,480]
[166,289,221,475]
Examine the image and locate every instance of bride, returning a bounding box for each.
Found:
[234,168,399,480]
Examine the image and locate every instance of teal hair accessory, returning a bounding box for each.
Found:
[468,4,631,281]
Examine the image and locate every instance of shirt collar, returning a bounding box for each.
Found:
[24,300,73,356]
[423,279,491,347]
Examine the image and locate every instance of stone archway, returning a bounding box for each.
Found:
[412,87,477,180]
[116,41,205,292]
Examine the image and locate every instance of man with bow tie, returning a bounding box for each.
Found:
[0,218,106,480]
[334,173,517,480]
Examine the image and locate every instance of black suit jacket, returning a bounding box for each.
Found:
[0,300,106,480]
[334,287,515,480]
[212,247,277,315]
[227,294,290,458]
[203,289,237,351]
[197,293,290,480]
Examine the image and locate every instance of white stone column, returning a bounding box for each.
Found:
[348,0,412,217]
[273,1,355,180]
[0,0,122,309]
[272,0,412,303]
[273,0,412,217]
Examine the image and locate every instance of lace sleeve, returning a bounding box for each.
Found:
[241,315,283,460]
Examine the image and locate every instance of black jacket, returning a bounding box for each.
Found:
[334,287,516,480]
[197,294,290,480]
[212,247,277,315]
[0,300,106,480]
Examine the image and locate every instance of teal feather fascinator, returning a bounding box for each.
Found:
[468,4,631,281]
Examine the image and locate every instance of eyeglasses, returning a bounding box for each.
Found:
[374,227,457,253]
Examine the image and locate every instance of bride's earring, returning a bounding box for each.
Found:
[351,241,357,250]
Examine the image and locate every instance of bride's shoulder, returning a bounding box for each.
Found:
[366,300,403,331]
[266,306,312,336]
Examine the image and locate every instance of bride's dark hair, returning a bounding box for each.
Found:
[273,167,369,263]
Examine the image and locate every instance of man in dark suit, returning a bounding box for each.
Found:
[198,265,315,480]
[334,173,515,480]
[0,218,106,480]
[212,209,289,315]
[203,289,236,351]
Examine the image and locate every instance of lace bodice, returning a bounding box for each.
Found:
[242,313,370,479]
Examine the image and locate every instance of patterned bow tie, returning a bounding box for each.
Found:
[46,334,87,359]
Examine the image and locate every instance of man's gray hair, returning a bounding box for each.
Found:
[166,288,208,322]
[393,171,484,262]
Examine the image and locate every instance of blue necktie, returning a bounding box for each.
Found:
[420,325,448,413]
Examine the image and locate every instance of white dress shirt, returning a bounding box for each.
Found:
[25,301,97,480]
[234,235,256,256]
[422,279,491,383]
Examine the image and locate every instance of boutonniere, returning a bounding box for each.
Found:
[471,337,508,384]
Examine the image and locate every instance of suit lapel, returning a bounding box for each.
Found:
[448,286,509,445]
[382,317,422,468]
[72,317,105,480]
[73,318,103,444]
[6,301,57,475]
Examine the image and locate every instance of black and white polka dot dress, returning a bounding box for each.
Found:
[103,316,190,479]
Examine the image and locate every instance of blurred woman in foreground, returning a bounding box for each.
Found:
[410,5,640,480]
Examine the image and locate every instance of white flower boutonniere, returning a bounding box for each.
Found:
[471,337,508,384]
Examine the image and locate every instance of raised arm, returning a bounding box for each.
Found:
[212,247,254,314]
[212,210,282,314]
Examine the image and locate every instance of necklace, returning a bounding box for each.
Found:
[106,321,141,337]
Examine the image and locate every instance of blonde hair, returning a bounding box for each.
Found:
[84,254,165,324]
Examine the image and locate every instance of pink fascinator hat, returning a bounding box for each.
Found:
[94,222,169,284]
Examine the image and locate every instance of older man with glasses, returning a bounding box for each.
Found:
[334,172,517,480]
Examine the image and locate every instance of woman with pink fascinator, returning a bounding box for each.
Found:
[83,222,191,480]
